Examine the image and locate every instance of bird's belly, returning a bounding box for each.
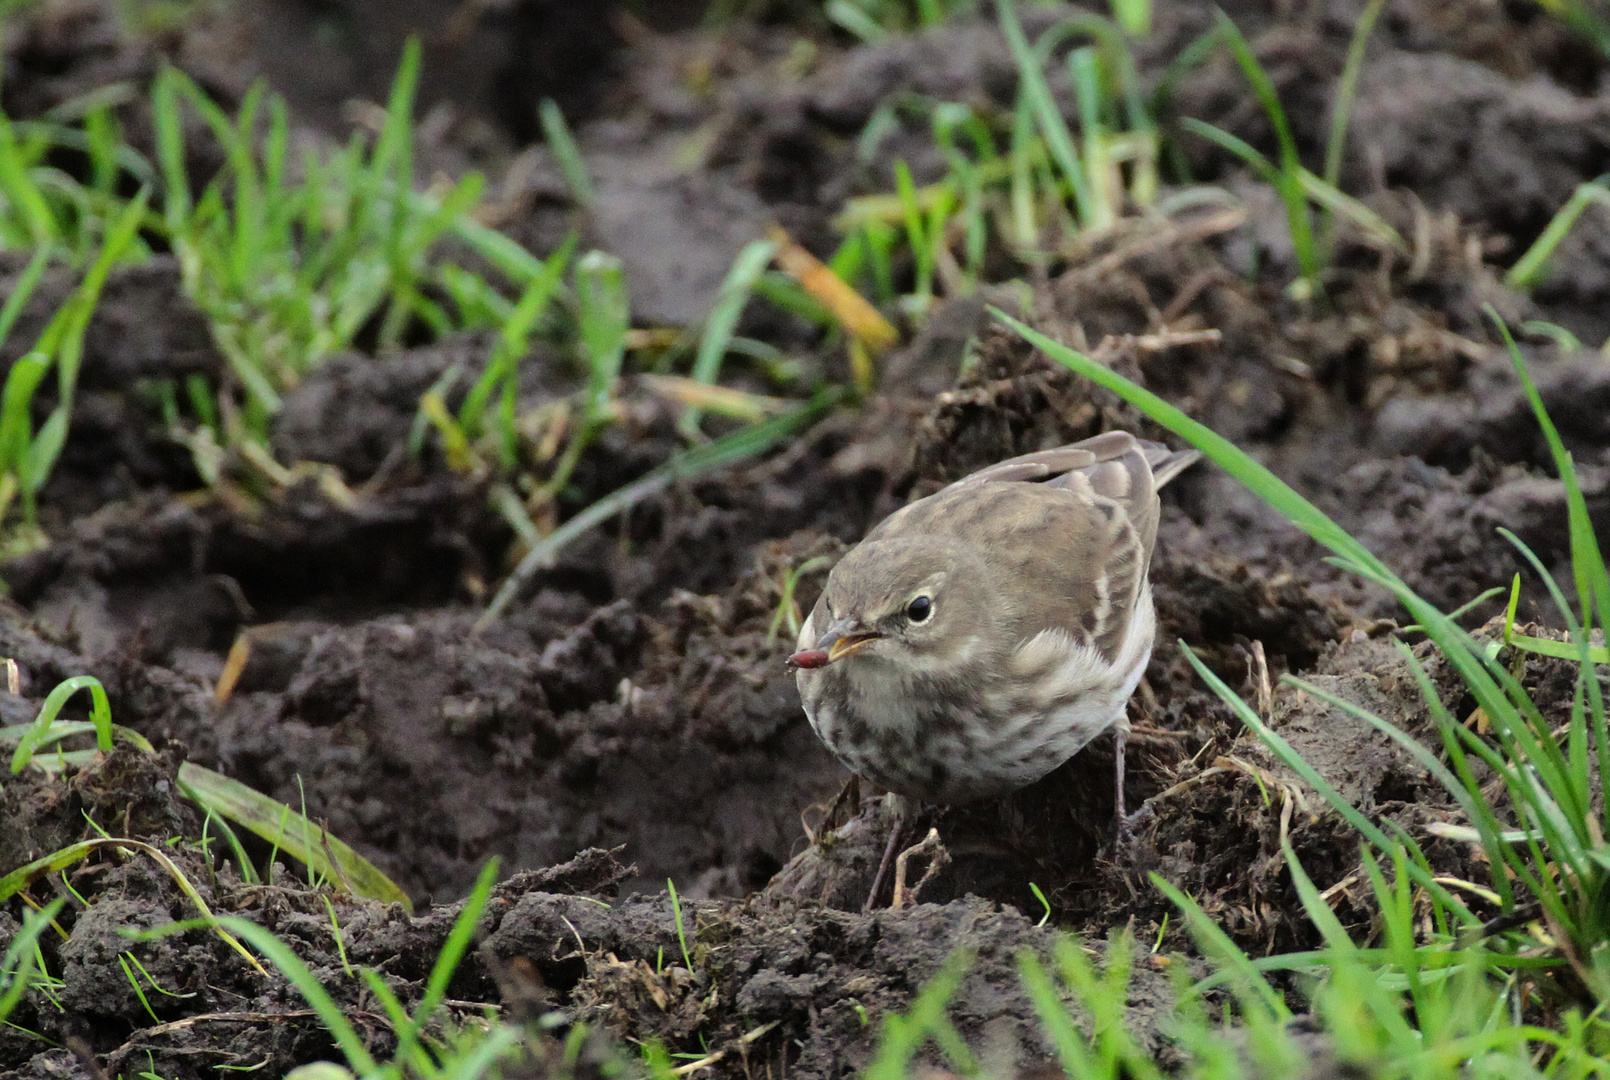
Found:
[802,677,1126,804]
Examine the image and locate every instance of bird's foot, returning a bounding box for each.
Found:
[1114,803,1154,848]
[1114,801,1152,843]
[890,828,950,909]
[863,795,929,912]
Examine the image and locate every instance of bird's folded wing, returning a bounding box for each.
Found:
[873,480,1148,666]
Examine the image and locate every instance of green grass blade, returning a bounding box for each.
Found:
[1179,118,1279,184]
[1503,634,1610,664]
[1069,47,1113,222]
[540,98,595,208]
[683,239,777,434]
[0,354,51,476]
[461,232,576,455]
[226,81,267,286]
[893,160,933,303]
[1496,527,1603,831]
[449,211,548,284]
[1009,90,1039,250]
[16,191,149,501]
[1281,839,1355,954]
[151,67,192,232]
[377,38,422,262]
[1110,0,1150,36]
[1052,933,1163,1080]
[264,95,289,202]
[439,1024,524,1080]
[1391,641,1518,910]
[20,411,68,496]
[0,112,60,245]
[1213,11,1318,286]
[1492,308,1610,828]
[374,39,420,181]
[359,967,426,1071]
[1491,308,1610,638]
[176,761,413,913]
[1504,181,1610,291]
[0,246,51,346]
[1299,168,1405,251]
[864,948,975,1080]
[1322,0,1387,193]
[575,249,629,420]
[826,0,888,42]
[667,878,694,972]
[1017,948,1095,1079]
[413,857,501,1035]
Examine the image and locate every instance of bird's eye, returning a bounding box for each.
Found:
[906,596,932,623]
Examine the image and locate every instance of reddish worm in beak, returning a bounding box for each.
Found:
[787,617,881,669]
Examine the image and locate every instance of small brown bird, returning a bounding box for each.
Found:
[789,431,1199,904]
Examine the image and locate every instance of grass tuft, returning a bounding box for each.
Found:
[134,858,532,1080]
[7,674,113,773]
[150,40,493,463]
[3,675,411,911]
[0,194,146,542]
[0,897,65,1026]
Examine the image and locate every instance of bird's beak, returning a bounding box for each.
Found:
[788,616,883,669]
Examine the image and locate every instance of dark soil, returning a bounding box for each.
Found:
[3,0,1608,1077]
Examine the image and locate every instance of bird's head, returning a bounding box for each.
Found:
[788,537,992,673]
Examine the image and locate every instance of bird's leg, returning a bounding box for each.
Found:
[1113,720,1134,846]
[864,795,913,913]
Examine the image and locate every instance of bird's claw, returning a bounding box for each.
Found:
[1113,804,1153,849]
[890,828,950,909]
